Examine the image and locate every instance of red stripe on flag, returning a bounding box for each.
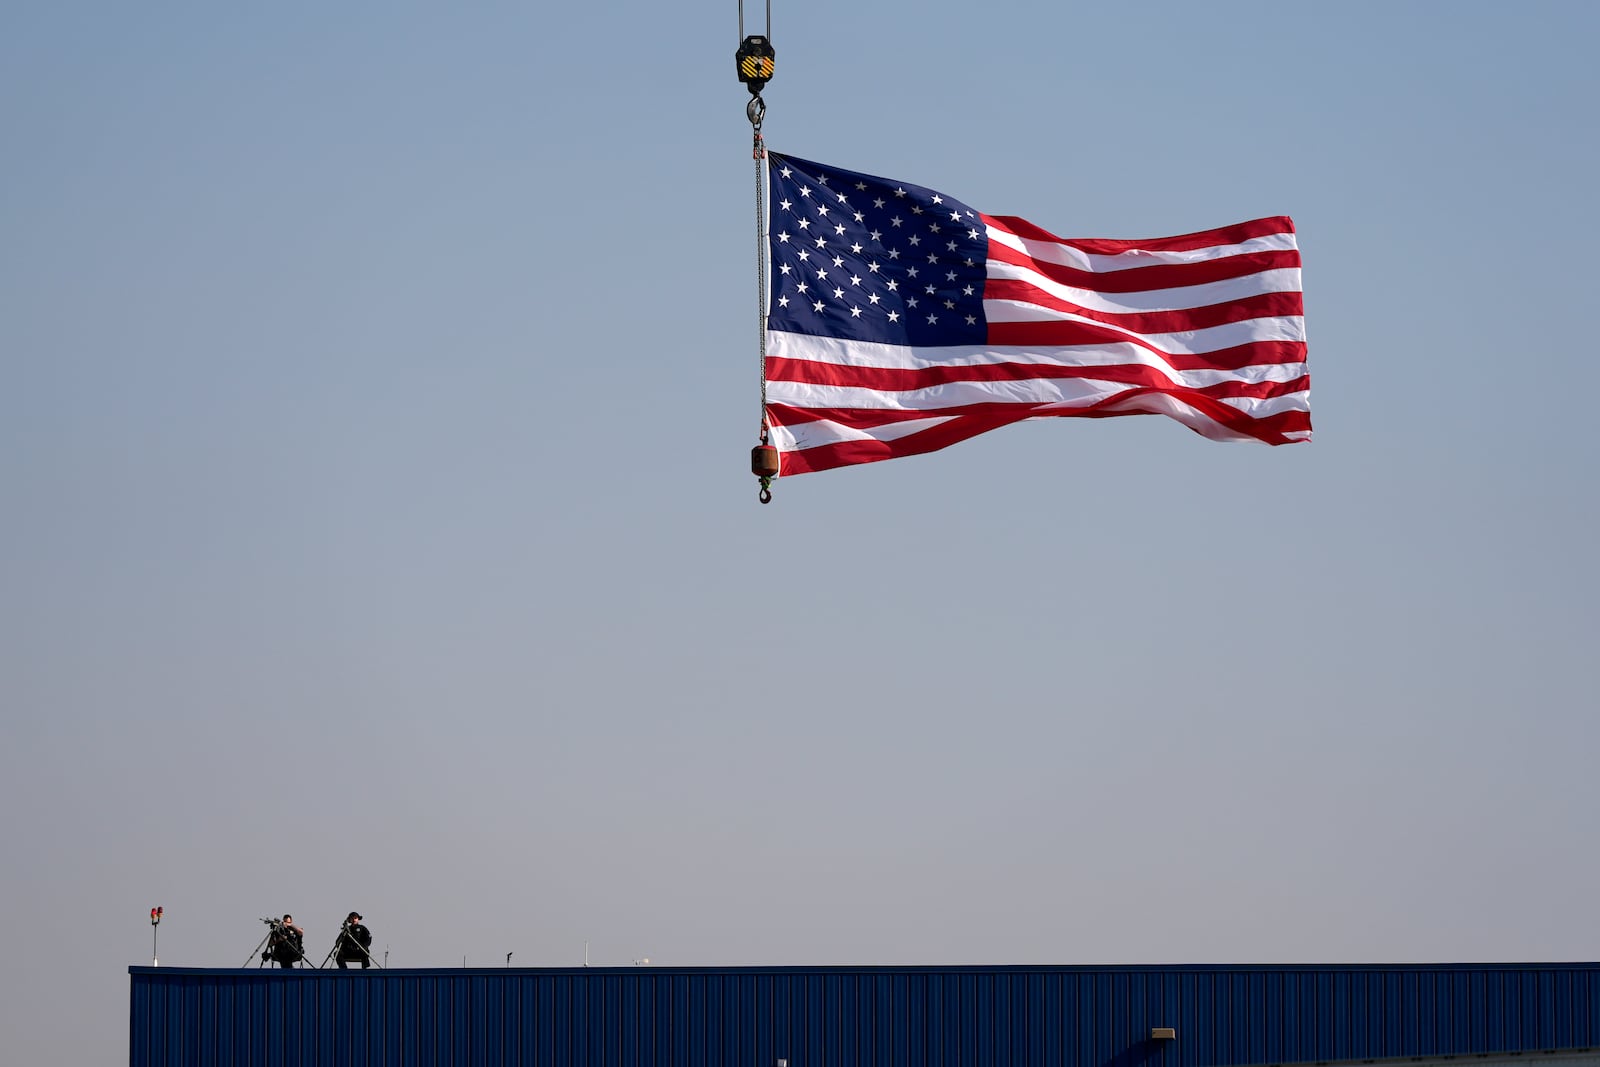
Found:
[768,404,1044,475]
[984,214,1296,255]
[983,281,1304,335]
[985,242,1302,294]
[766,355,1309,400]
[983,323,1305,370]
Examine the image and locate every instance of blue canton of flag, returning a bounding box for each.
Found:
[767,156,987,348]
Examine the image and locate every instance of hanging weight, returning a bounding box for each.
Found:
[751,443,781,478]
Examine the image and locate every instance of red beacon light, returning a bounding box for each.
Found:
[149,906,164,966]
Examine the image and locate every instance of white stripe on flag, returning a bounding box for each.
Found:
[986,225,1298,273]
[766,332,1306,381]
[768,414,955,454]
[982,302,1308,349]
[769,376,1147,412]
[985,260,1303,315]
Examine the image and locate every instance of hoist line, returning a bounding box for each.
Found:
[754,126,767,441]
[737,0,771,42]
[738,0,778,502]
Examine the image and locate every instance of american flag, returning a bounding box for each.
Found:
[762,153,1310,476]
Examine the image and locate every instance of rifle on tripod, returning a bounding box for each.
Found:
[321,914,380,970]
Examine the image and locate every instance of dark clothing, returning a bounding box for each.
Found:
[268,927,304,969]
[335,922,373,969]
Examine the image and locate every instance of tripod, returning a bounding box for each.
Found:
[321,921,382,970]
[243,918,315,969]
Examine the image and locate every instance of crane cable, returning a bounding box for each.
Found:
[753,107,769,497]
[738,1,779,504]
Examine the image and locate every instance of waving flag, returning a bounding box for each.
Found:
[763,153,1309,476]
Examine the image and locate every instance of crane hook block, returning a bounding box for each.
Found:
[751,443,781,479]
[737,35,775,94]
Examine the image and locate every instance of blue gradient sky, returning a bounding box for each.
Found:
[3,2,1597,1061]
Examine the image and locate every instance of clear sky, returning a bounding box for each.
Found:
[3,2,1598,1061]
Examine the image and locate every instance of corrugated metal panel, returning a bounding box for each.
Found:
[129,964,1600,1067]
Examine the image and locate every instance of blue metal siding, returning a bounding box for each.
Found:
[130,964,1600,1067]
